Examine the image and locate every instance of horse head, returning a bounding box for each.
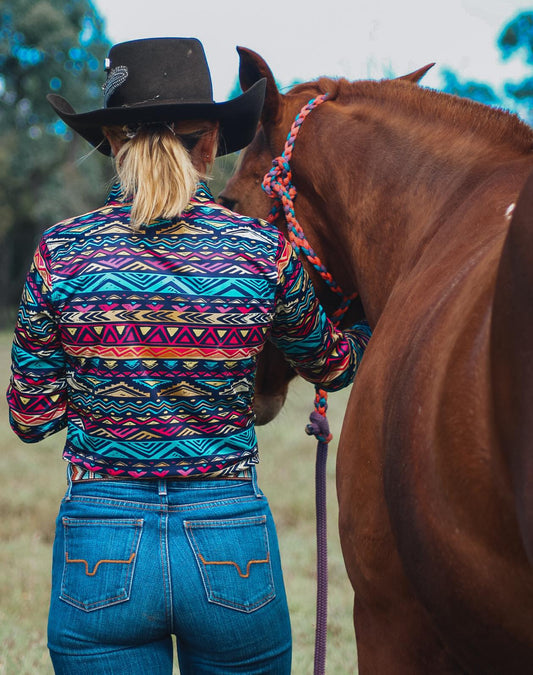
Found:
[223,48,359,314]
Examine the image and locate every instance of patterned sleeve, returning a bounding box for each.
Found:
[269,236,370,392]
[6,237,68,441]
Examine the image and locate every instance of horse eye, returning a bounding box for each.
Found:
[218,195,237,210]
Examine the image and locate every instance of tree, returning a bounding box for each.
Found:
[0,0,112,320]
[498,11,533,121]
[499,11,533,63]
[440,69,500,107]
[441,11,533,124]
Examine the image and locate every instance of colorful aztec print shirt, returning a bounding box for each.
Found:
[7,183,369,478]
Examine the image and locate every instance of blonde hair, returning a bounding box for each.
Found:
[104,121,218,229]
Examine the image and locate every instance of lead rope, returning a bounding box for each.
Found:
[262,94,357,675]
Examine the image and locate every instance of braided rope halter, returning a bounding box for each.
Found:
[262,94,357,675]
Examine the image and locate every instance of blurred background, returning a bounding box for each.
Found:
[1,1,532,672]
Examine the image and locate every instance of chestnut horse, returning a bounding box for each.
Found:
[220,48,533,674]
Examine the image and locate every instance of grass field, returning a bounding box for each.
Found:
[0,330,358,674]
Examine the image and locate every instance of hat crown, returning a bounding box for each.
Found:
[104,38,214,109]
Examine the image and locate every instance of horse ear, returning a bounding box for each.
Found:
[397,63,435,84]
[237,46,282,123]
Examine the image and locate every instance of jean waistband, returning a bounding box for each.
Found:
[68,463,252,483]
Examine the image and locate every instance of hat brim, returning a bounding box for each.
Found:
[47,78,266,157]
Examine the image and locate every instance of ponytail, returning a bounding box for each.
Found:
[105,121,217,229]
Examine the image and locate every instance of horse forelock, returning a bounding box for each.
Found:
[287,77,533,154]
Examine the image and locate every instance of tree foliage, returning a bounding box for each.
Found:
[442,11,533,124]
[440,69,500,107]
[497,11,533,113]
[0,0,112,319]
[499,11,533,63]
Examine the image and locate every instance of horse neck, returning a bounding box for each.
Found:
[291,93,531,324]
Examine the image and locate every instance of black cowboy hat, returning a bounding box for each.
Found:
[47,37,266,156]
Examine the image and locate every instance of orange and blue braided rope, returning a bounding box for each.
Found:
[262,94,358,675]
[262,93,358,430]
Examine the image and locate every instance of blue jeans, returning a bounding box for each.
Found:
[47,470,292,674]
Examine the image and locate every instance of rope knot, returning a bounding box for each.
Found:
[264,156,291,193]
[306,409,332,444]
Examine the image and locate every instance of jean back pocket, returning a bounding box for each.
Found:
[60,517,143,612]
[184,515,275,613]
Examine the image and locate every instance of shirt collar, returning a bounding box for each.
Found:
[105,182,123,206]
[104,181,213,208]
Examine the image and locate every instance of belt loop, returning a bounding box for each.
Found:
[251,466,262,498]
[65,463,73,502]
[158,479,168,497]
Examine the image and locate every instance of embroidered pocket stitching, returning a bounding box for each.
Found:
[196,551,270,579]
[65,552,136,576]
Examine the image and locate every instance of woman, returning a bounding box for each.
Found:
[7,38,371,674]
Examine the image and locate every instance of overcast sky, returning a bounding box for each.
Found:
[92,0,530,102]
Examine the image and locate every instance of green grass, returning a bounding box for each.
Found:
[0,331,358,674]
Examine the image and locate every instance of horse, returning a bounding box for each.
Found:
[219,48,533,674]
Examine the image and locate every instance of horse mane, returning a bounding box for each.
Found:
[289,77,533,154]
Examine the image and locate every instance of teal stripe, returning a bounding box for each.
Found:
[54,273,273,299]
[67,425,257,461]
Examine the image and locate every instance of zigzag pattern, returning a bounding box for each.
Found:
[55,273,273,298]
[59,249,276,278]
[61,325,266,352]
[66,425,257,460]
[59,308,270,327]
[7,183,360,478]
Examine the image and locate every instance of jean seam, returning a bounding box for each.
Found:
[159,511,174,632]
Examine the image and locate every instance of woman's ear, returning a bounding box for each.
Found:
[194,126,219,172]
